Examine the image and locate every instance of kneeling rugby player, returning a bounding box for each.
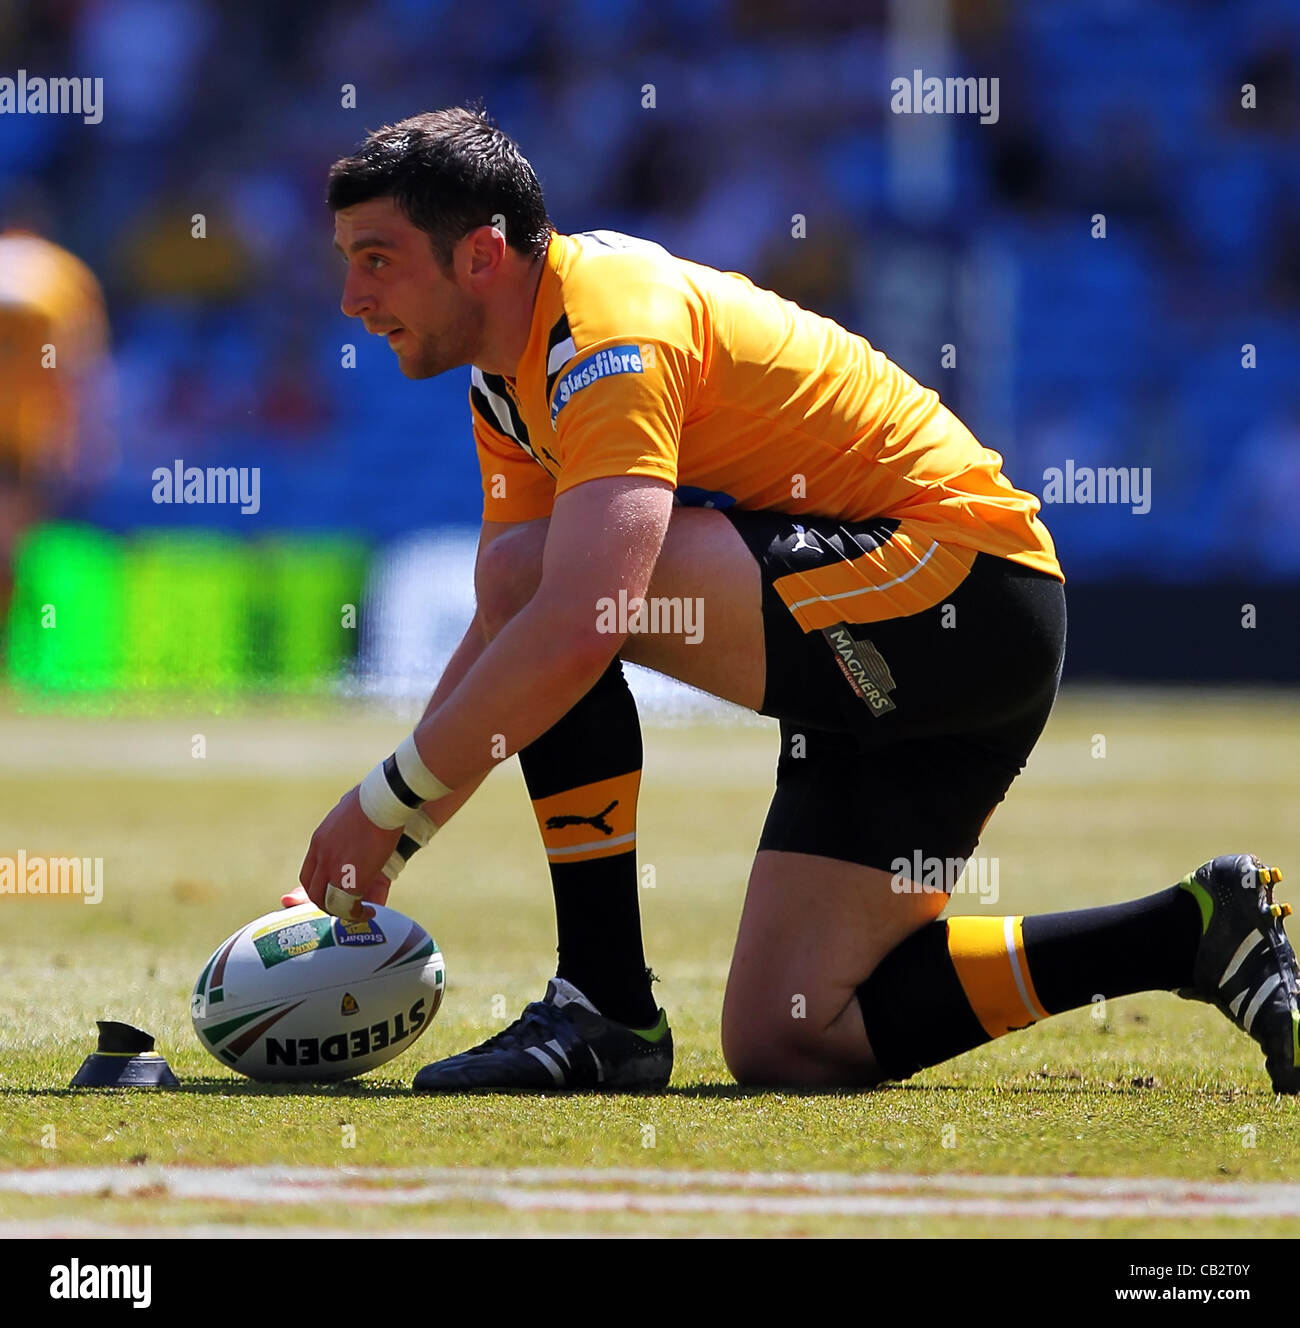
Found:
[294,107,1298,1094]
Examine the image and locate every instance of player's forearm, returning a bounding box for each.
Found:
[419,611,490,721]
[413,613,493,827]
[419,771,487,829]
[412,592,615,789]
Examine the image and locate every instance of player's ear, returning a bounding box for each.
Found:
[459,224,506,283]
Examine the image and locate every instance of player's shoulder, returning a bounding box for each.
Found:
[553,229,700,351]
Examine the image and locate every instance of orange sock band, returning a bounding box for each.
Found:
[946,914,1049,1038]
[531,770,640,865]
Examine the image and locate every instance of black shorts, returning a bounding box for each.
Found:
[723,509,1067,874]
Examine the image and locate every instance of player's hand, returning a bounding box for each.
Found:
[298,786,402,918]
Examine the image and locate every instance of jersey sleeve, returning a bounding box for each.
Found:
[473,410,557,523]
[547,338,697,499]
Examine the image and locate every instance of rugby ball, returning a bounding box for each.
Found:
[191,902,445,1082]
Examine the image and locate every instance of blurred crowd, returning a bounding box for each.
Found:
[4,0,1300,578]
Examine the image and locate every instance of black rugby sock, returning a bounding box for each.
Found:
[857,886,1203,1080]
[518,658,658,1028]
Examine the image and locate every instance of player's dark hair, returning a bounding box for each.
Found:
[327,105,552,267]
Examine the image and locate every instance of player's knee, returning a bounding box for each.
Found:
[720,1001,817,1087]
[475,523,547,638]
[722,1026,826,1088]
[722,983,886,1088]
[721,982,767,1084]
[720,1017,775,1087]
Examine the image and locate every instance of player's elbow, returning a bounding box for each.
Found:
[475,522,548,640]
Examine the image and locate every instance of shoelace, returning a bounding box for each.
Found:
[1265,927,1300,998]
[467,1001,566,1056]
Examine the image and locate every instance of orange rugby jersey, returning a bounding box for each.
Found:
[0,232,109,480]
[471,229,1061,627]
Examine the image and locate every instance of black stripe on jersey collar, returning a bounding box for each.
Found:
[476,371,533,453]
[469,382,507,438]
[470,373,558,470]
[544,314,572,401]
[546,313,571,356]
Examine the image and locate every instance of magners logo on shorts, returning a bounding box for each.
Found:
[823,624,897,716]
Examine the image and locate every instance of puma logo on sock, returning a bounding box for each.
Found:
[546,799,619,836]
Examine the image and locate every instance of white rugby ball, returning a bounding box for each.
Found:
[191,902,445,1082]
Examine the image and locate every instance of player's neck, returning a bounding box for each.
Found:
[472,251,546,381]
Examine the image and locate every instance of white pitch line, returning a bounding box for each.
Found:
[0,1220,420,1239]
[326,1166,1300,1201]
[18,1162,1300,1203]
[0,1220,595,1240]
[0,1182,1293,1221]
[5,1167,1300,1220]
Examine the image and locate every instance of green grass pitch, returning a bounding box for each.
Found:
[2,686,1298,1237]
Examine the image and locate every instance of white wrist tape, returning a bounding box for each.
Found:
[358,734,452,830]
[324,882,364,921]
[394,734,452,802]
[358,762,411,829]
[380,808,440,881]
